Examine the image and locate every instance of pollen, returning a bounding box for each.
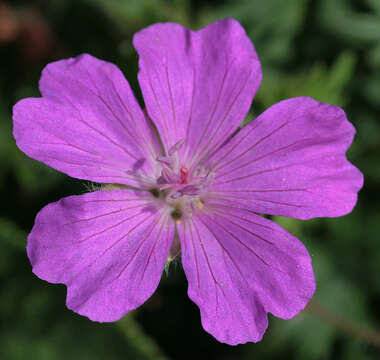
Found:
[196,199,204,210]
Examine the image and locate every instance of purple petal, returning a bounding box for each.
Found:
[13,54,160,186]
[133,19,261,163]
[206,97,363,219]
[177,205,315,345]
[28,190,173,321]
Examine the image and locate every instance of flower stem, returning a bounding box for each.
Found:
[116,314,169,360]
[305,299,380,348]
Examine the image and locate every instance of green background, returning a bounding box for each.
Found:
[0,0,379,359]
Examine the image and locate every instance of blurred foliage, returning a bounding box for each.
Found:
[200,0,309,64]
[0,218,168,360]
[88,0,191,28]
[0,0,379,359]
[256,51,357,109]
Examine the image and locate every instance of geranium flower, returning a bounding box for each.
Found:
[13,19,363,345]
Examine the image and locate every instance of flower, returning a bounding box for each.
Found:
[13,19,363,345]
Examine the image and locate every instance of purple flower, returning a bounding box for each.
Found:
[13,19,363,345]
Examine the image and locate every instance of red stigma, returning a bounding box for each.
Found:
[180,167,189,184]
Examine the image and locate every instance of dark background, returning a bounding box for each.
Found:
[1,0,379,359]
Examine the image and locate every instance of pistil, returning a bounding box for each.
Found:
[180,166,189,184]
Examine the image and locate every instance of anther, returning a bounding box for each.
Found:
[168,138,185,156]
[196,199,204,210]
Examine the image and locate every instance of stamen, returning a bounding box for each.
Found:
[156,155,172,166]
[171,191,183,199]
[162,168,177,183]
[181,185,200,196]
[168,138,185,156]
[156,176,167,185]
[153,139,212,217]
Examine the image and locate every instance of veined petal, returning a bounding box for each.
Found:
[13,54,160,186]
[133,19,261,164]
[27,190,174,322]
[177,204,315,345]
[207,97,363,219]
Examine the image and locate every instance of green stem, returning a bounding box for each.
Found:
[306,299,380,348]
[116,314,169,360]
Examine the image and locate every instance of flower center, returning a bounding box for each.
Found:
[153,139,214,221]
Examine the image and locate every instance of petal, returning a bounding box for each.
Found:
[133,19,261,163]
[177,205,315,345]
[206,97,364,219]
[27,190,174,321]
[13,54,160,186]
